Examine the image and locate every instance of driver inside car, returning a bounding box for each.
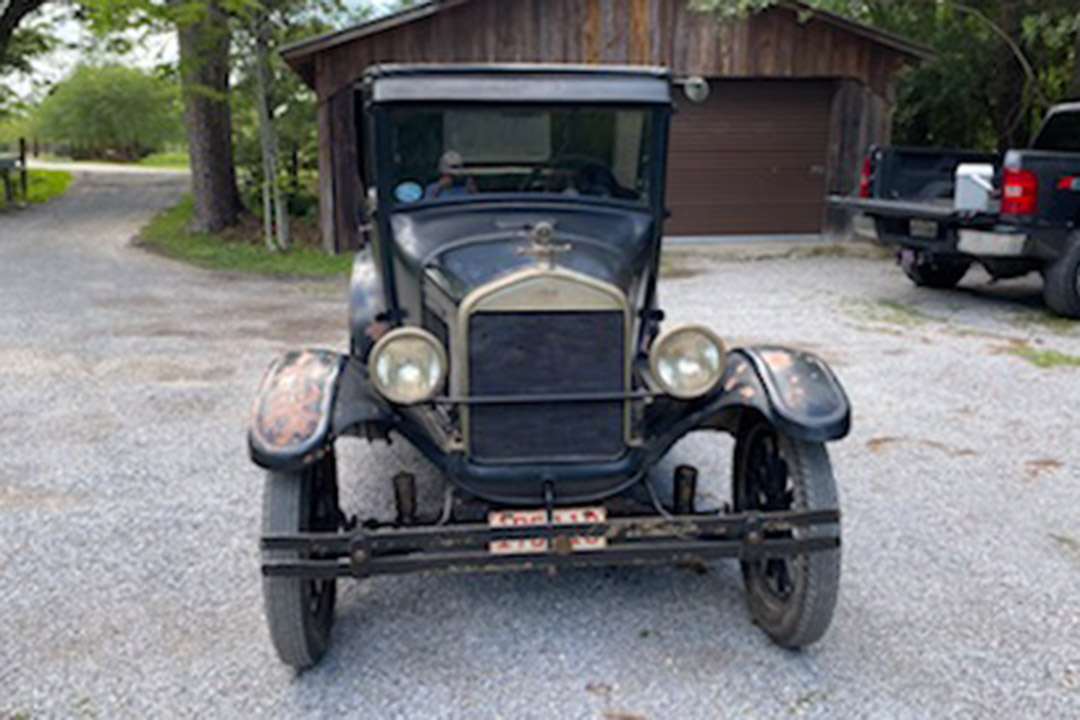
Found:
[424,150,477,199]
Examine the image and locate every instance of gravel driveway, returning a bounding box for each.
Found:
[2,170,1078,720]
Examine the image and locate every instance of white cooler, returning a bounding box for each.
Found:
[954,163,996,212]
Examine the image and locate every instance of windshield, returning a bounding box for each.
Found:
[385,106,655,206]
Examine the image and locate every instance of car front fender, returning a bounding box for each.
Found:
[349,247,390,358]
[249,350,393,471]
[700,346,851,442]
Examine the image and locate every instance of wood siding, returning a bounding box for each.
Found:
[313,0,910,101]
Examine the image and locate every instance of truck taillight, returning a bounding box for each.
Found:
[858,154,872,198]
[1001,167,1038,215]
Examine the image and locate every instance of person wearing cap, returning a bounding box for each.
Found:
[425,150,477,199]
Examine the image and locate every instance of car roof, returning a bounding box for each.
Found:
[363,63,672,105]
[1046,101,1080,118]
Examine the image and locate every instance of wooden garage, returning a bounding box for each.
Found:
[283,0,928,252]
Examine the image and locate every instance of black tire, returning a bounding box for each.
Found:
[901,251,970,289]
[733,418,840,648]
[1043,235,1080,318]
[262,452,340,669]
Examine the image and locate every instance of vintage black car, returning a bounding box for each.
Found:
[249,65,851,668]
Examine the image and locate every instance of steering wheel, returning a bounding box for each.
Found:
[520,154,621,197]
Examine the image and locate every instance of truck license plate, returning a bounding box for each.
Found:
[909,219,938,238]
[488,507,608,555]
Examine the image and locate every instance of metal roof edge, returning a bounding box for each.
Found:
[281,0,469,64]
[282,0,933,67]
[781,1,934,61]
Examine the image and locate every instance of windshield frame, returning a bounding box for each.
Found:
[370,101,671,219]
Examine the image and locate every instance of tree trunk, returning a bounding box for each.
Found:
[177,0,241,233]
[252,13,289,251]
[1070,26,1080,100]
[990,0,1028,151]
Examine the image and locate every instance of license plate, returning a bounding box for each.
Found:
[488,507,608,555]
[910,219,938,238]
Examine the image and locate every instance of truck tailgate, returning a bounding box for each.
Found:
[827,195,964,221]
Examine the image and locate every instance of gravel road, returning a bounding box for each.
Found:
[1,170,1078,720]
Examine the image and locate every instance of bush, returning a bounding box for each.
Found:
[33,64,182,161]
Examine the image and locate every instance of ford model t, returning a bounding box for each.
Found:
[250,65,850,668]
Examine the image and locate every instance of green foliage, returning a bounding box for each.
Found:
[0,114,30,146]
[1008,345,1080,368]
[25,169,72,203]
[0,169,72,209]
[32,64,182,161]
[691,0,1080,150]
[230,13,338,220]
[138,195,352,275]
[1,25,56,75]
[137,151,190,167]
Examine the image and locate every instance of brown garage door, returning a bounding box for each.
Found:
[665,79,834,236]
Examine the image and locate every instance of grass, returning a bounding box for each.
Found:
[1006,345,1080,368]
[1009,309,1078,335]
[844,298,934,329]
[26,170,72,203]
[0,169,72,209]
[137,195,352,277]
[137,152,190,168]
[1050,533,1080,552]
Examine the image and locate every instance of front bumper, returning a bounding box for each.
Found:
[261,507,840,579]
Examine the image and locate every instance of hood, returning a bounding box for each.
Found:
[388,200,657,304]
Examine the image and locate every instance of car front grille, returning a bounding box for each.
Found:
[467,310,625,463]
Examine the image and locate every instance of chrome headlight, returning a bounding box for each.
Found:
[368,328,448,405]
[649,325,727,399]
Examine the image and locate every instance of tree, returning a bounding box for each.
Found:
[692,0,1080,150]
[249,3,289,250]
[0,6,57,120]
[83,0,242,231]
[33,63,181,159]
[0,0,46,69]
[230,3,354,251]
[176,0,242,231]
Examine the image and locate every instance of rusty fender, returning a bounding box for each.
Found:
[248,350,392,471]
[700,346,851,442]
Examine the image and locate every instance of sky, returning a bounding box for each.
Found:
[5,0,398,102]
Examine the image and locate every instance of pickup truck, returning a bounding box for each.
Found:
[831,102,1080,317]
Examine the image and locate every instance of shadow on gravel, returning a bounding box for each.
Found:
[287,561,759,689]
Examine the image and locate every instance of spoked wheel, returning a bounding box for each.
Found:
[262,451,341,668]
[733,418,841,648]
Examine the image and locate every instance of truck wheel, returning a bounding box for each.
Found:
[262,452,340,668]
[1043,236,1080,318]
[732,418,840,648]
[901,251,970,289]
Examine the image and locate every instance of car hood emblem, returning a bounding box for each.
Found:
[517,221,571,267]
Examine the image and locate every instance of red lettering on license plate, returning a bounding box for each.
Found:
[488,507,608,555]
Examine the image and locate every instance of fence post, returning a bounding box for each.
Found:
[19,138,28,202]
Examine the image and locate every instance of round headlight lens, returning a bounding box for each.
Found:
[368,328,447,405]
[649,325,726,399]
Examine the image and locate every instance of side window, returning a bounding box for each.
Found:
[1032,112,1080,153]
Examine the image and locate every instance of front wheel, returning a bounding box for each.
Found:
[261,452,340,668]
[900,250,970,289]
[733,419,841,648]
[1043,235,1080,318]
